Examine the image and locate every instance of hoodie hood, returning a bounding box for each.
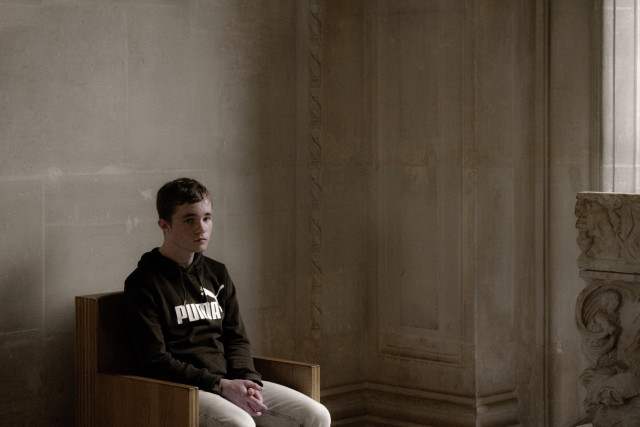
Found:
[137,249,224,305]
[138,248,203,274]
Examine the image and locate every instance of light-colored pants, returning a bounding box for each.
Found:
[198,381,331,427]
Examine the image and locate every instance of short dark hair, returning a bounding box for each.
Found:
[156,178,210,223]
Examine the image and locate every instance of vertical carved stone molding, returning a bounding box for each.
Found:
[575,192,640,426]
[308,0,323,347]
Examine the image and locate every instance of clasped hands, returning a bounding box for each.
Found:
[220,378,268,416]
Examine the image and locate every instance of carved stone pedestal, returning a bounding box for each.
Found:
[576,192,640,426]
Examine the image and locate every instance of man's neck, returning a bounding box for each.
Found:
[159,244,195,268]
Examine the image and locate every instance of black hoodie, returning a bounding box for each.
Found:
[124,248,261,394]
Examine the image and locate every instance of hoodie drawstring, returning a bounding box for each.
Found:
[178,269,187,305]
[178,261,224,305]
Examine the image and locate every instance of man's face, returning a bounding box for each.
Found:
[160,198,213,256]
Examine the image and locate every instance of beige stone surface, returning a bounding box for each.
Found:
[0,1,298,424]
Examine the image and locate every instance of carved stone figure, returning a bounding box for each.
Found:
[576,195,621,260]
[576,193,640,274]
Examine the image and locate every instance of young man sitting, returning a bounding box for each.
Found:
[124,178,331,426]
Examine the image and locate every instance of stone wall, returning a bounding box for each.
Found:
[0,0,599,425]
[0,1,300,424]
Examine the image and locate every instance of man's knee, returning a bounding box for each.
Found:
[308,401,331,427]
[200,412,256,427]
[198,390,256,427]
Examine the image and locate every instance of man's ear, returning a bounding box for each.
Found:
[158,219,170,232]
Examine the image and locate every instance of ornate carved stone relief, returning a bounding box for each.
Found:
[576,192,640,274]
[576,192,640,426]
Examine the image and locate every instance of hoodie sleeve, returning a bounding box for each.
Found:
[219,268,262,384]
[124,276,224,394]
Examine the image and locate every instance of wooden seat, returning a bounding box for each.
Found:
[75,292,320,426]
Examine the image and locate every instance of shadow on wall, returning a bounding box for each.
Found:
[0,268,75,425]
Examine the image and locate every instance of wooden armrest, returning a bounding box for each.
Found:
[253,355,321,402]
[96,373,198,427]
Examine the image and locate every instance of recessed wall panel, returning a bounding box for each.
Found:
[376,0,464,364]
